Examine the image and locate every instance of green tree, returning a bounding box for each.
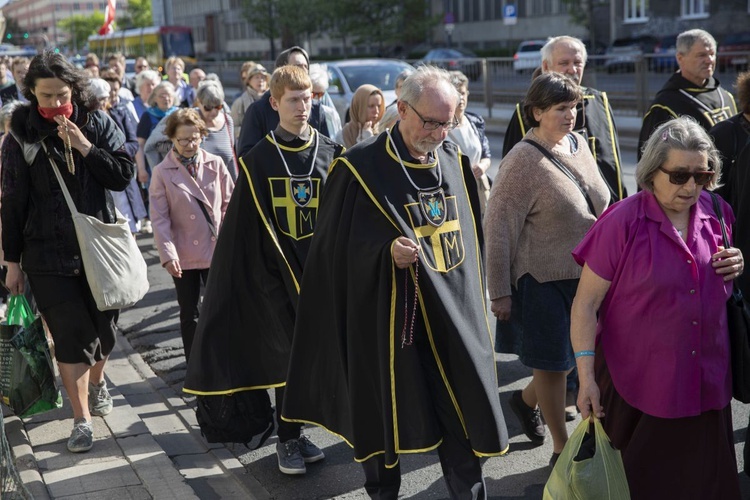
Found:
[119,0,153,29]
[240,0,324,59]
[58,12,105,53]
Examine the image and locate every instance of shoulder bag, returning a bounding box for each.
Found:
[43,142,150,311]
[710,192,750,403]
[523,138,597,217]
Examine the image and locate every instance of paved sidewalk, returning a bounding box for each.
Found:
[0,105,643,499]
[3,236,269,499]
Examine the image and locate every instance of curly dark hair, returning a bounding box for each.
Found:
[23,50,92,109]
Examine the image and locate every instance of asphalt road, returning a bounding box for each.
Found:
[124,133,750,499]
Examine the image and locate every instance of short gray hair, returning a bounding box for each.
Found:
[196,80,224,107]
[399,65,458,108]
[449,70,469,89]
[136,70,160,92]
[637,116,722,191]
[676,29,716,55]
[147,81,176,107]
[541,36,587,66]
[308,63,329,91]
[0,100,21,127]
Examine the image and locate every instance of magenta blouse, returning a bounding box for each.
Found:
[572,190,734,418]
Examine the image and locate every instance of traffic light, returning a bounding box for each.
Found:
[5,33,10,40]
[23,33,28,39]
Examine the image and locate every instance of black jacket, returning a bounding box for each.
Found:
[0,83,21,104]
[638,72,737,159]
[1,103,134,275]
[236,90,330,157]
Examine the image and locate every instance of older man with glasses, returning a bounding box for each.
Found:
[281,65,509,499]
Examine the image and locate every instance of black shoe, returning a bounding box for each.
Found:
[509,390,546,444]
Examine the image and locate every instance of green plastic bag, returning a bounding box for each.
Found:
[543,417,631,500]
[0,295,62,416]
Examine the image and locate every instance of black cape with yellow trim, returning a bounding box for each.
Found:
[638,72,737,160]
[183,130,344,395]
[281,125,509,465]
[502,87,627,202]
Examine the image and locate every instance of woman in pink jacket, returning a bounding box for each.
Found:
[149,109,234,362]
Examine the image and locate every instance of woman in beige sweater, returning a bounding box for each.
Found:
[484,73,610,466]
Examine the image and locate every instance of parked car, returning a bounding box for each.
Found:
[651,34,678,72]
[582,39,607,67]
[604,36,658,73]
[418,48,482,81]
[326,59,414,122]
[513,40,546,73]
[719,31,750,72]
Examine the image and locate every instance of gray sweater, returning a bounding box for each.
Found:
[484,130,610,299]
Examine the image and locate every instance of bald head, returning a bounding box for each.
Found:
[189,68,206,89]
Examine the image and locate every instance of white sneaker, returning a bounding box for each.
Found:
[140,219,153,234]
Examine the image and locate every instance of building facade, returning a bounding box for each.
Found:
[2,0,129,51]
[608,0,750,42]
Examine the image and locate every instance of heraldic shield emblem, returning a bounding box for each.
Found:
[270,177,320,240]
[290,177,314,208]
[418,188,447,227]
[406,194,464,273]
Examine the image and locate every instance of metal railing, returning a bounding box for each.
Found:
[199,53,750,117]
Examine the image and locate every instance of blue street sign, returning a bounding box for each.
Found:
[503,4,517,25]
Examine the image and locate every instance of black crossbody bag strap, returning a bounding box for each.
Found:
[710,192,731,250]
[195,197,217,238]
[523,138,597,217]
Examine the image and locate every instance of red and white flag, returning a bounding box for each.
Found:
[98,0,116,35]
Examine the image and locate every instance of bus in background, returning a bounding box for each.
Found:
[88,26,196,71]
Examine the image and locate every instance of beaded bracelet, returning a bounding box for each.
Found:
[574,350,595,358]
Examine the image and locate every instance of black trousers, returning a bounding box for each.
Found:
[275,386,302,443]
[172,268,209,363]
[362,334,486,500]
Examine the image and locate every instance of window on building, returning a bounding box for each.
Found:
[493,0,503,19]
[681,0,709,18]
[73,2,80,9]
[87,2,94,9]
[624,0,648,22]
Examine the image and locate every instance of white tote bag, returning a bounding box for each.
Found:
[45,145,149,311]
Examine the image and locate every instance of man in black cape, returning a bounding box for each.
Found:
[638,29,736,160]
[282,66,508,499]
[183,66,344,475]
[503,36,627,204]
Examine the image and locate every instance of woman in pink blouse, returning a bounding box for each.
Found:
[571,117,744,499]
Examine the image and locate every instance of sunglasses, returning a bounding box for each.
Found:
[203,104,222,112]
[658,166,715,185]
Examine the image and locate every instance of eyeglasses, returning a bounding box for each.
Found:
[405,102,458,131]
[175,137,202,147]
[203,104,222,112]
[312,91,325,100]
[657,166,715,185]
[136,65,148,70]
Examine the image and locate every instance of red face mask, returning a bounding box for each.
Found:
[37,102,73,122]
